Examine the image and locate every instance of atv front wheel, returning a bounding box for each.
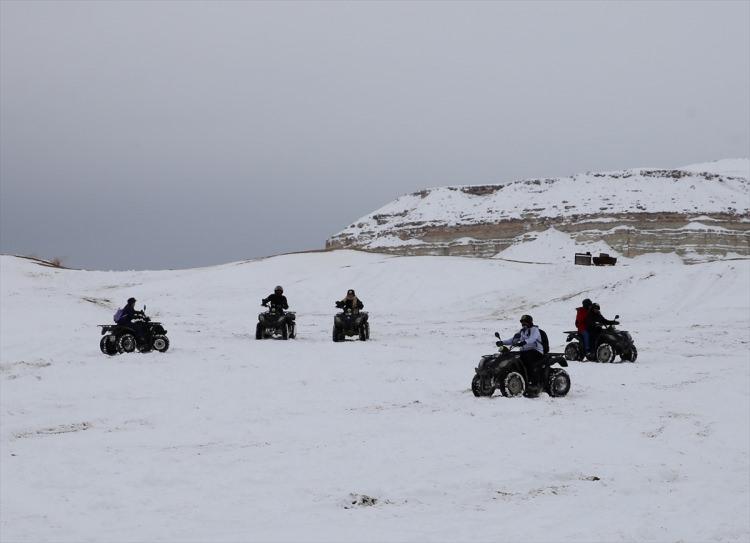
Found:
[332,326,341,342]
[471,374,494,397]
[547,369,571,397]
[502,371,526,398]
[255,323,263,340]
[564,342,581,361]
[622,346,637,362]
[100,335,118,356]
[152,335,169,352]
[281,323,289,340]
[117,334,136,354]
[358,324,368,341]
[596,343,616,363]
[288,323,296,339]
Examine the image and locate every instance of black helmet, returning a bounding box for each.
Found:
[347,289,355,296]
[591,303,600,310]
[127,297,136,304]
[274,285,283,294]
[520,314,533,325]
[582,298,592,308]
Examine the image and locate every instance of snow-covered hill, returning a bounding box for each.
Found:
[327,159,750,261]
[1,251,749,541]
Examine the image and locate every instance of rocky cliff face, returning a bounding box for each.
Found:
[326,159,750,262]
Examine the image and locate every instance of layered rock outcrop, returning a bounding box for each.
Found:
[326,159,749,262]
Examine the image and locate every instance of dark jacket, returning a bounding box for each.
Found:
[575,307,589,332]
[117,303,139,325]
[586,310,617,330]
[337,297,364,312]
[262,293,288,310]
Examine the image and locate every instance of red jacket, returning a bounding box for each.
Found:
[575,307,589,332]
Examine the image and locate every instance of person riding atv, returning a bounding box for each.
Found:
[262,286,289,311]
[337,289,363,312]
[100,298,169,355]
[586,303,618,352]
[575,298,593,356]
[257,286,296,339]
[472,330,570,398]
[496,314,546,397]
[115,297,146,338]
[564,305,637,363]
[332,289,369,342]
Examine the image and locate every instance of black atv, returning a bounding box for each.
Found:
[332,304,370,342]
[471,333,571,398]
[256,303,296,340]
[563,315,637,363]
[99,306,169,356]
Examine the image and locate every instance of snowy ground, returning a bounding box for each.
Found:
[1,250,749,542]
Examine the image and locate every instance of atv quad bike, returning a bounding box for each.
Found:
[99,306,169,356]
[332,306,369,342]
[471,333,571,398]
[256,303,296,340]
[563,315,637,363]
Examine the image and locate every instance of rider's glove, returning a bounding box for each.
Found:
[613,321,620,325]
[513,340,526,347]
[495,340,502,347]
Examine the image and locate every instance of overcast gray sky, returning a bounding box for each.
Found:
[1,0,748,270]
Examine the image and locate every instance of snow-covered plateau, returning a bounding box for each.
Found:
[327,159,750,262]
[1,250,749,542]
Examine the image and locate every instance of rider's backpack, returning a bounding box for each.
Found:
[538,328,550,354]
[113,308,124,323]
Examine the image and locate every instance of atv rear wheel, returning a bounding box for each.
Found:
[100,335,118,356]
[596,343,616,363]
[502,371,526,398]
[471,374,494,397]
[281,323,289,340]
[117,334,136,354]
[288,323,296,339]
[358,324,368,341]
[548,369,571,397]
[564,342,581,361]
[152,335,169,352]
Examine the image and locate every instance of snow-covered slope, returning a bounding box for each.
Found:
[327,159,750,261]
[1,251,749,542]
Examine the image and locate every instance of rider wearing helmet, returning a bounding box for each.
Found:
[336,289,364,312]
[262,286,289,310]
[575,298,593,356]
[497,314,545,397]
